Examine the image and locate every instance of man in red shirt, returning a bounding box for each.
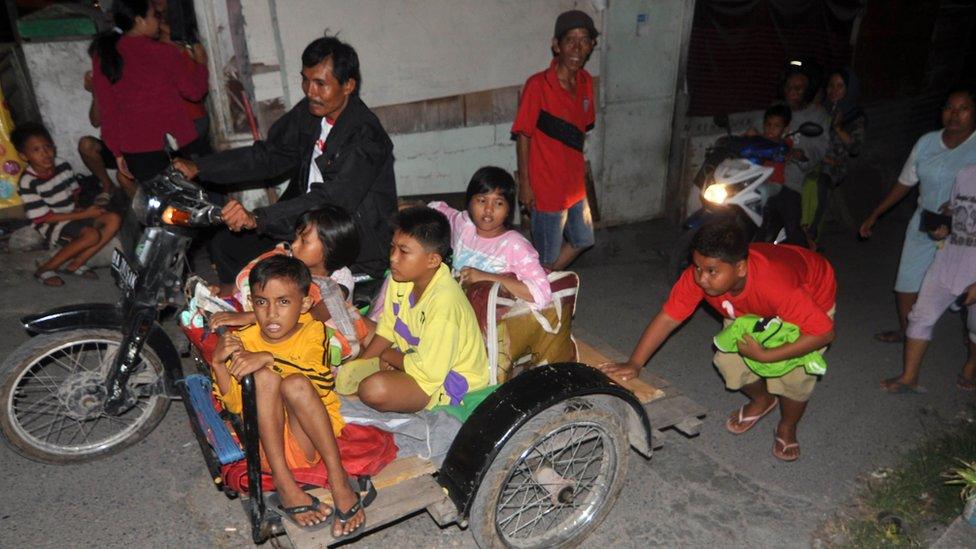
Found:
[600,222,836,462]
[512,10,598,270]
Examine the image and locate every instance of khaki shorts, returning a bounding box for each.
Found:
[713,307,835,403]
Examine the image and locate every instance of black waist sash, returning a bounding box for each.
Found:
[536,110,585,152]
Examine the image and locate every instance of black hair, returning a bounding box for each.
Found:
[249,255,312,296]
[301,36,361,95]
[763,104,792,126]
[294,204,360,272]
[945,83,976,105]
[690,221,749,264]
[10,122,53,153]
[93,0,153,84]
[393,206,453,265]
[465,166,517,227]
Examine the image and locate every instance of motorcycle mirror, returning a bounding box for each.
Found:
[713,114,730,129]
[797,122,823,137]
[163,133,179,158]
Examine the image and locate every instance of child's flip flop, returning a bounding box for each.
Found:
[60,265,99,280]
[956,374,975,392]
[725,397,779,435]
[34,270,65,287]
[332,476,376,542]
[773,436,800,462]
[266,492,332,532]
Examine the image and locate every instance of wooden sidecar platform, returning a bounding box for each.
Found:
[274,335,706,548]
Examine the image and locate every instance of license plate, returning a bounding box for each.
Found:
[111,249,137,290]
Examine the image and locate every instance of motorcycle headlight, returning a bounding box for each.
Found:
[702,184,729,204]
[129,187,163,226]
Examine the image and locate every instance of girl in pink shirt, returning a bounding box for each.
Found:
[429,167,551,309]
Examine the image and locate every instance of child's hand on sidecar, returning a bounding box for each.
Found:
[213,332,243,364]
[228,351,274,380]
[211,311,256,328]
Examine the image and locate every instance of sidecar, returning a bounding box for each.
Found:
[180,278,706,548]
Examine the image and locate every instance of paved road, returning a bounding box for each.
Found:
[1,215,973,548]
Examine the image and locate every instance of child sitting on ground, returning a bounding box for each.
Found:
[599,221,836,462]
[211,205,369,358]
[429,166,551,308]
[338,206,490,412]
[881,164,976,393]
[211,255,367,538]
[13,122,121,287]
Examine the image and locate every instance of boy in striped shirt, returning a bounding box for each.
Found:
[13,122,121,286]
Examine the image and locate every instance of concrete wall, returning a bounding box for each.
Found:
[594,0,689,222]
[21,40,93,171]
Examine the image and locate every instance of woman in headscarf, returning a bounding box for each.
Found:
[808,68,866,243]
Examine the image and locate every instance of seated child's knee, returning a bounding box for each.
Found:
[78,136,99,155]
[252,366,281,389]
[357,374,390,407]
[279,373,315,399]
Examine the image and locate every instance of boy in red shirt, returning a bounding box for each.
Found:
[600,222,836,461]
[512,10,598,270]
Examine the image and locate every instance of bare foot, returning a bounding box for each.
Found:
[331,481,365,538]
[880,376,924,394]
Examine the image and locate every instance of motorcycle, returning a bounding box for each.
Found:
[668,115,823,281]
[0,139,223,463]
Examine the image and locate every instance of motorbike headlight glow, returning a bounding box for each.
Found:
[702,184,729,204]
[129,187,157,225]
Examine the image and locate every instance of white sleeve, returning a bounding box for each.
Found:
[330,267,355,301]
[898,138,923,187]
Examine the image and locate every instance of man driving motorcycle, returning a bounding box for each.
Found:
[173,36,396,291]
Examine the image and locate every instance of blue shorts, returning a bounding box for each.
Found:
[894,209,939,293]
[531,198,595,266]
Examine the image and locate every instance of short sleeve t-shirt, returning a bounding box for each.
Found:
[663,244,836,336]
[898,130,976,212]
[375,264,489,408]
[511,59,595,213]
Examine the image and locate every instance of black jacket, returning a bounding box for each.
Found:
[196,96,396,275]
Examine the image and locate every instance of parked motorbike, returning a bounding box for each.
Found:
[0,139,222,463]
[668,115,823,281]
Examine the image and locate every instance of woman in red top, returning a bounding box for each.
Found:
[91,0,209,183]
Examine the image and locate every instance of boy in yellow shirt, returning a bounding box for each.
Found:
[343,206,489,412]
[211,255,366,538]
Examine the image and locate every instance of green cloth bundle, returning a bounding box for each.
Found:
[713,315,827,377]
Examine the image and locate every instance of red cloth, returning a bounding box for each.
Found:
[220,423,398,494]
[663,244,836,336]
[92,35,208,156]
[511,59,594,212]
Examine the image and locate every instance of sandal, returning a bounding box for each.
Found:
[60,265,98,280]
[725,398,779,435]
[880,378,927,394]
[266,492,332,532]
[34,270,65,287]
[332,476,376,542]
[873,330,904,344]
[956,374,975,392]
[773,436,800,462]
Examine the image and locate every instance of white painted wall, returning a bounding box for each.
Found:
[594,0,690,222]
[22,40,95,172]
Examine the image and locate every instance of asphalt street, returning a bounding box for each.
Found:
[2,211,974,548]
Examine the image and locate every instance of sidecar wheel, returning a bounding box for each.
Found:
[469,398,629,549]
[0,329,170,464]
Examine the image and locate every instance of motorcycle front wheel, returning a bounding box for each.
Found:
[0,329,171,464]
